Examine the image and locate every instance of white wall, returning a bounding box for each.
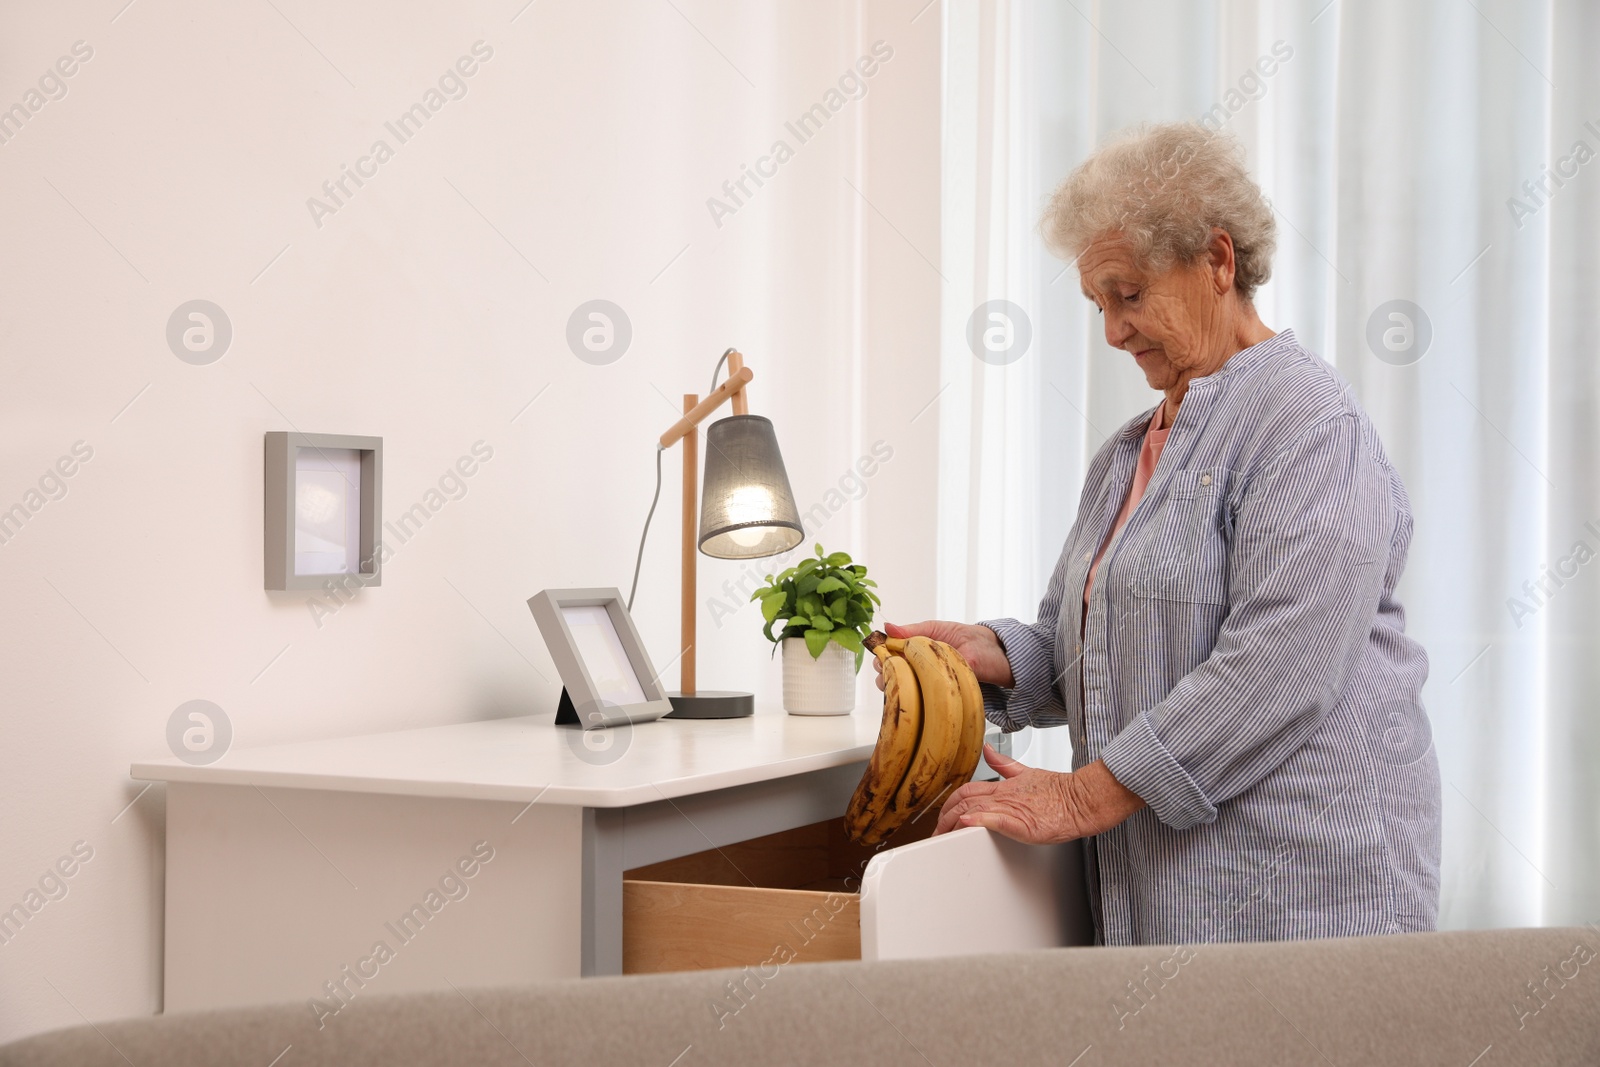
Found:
[0,0,941,1042]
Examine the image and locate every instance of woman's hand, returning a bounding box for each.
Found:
[871,620,1015,692]
[933,747,1146,844]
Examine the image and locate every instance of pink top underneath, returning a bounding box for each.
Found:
[1084,404,1171,615]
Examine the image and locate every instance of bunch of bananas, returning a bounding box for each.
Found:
[844,631,985,846]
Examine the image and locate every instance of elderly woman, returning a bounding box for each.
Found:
[881,122,1440,945]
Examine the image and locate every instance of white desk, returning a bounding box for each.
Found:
[132,707,900,1014]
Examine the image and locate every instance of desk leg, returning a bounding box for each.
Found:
[581,807,627,976]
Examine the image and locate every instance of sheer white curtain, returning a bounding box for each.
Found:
[938,0,1600,931]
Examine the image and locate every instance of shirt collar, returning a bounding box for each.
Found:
[1117,328,1297,440]
[1196,328,1297,385]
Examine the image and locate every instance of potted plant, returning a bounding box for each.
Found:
[749,543,880,715]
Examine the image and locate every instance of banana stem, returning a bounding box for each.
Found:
[865,631,907,664]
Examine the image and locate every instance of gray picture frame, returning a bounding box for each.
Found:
[527,587,673,728]
[264,432,383,591]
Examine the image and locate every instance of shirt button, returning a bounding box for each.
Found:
[1200,473,1212,486]
[1082,552,1091,562]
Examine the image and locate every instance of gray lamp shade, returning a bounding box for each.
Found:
[698,415,805,559]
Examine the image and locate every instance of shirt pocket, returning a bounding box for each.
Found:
[1132,467,1232,606]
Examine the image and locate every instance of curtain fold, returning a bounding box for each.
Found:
[939,0,1598,930]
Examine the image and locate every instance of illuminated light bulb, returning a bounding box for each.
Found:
[725,484,773,515]
[716,486,776,550]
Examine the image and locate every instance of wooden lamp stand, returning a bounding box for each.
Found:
[656,351,758,719]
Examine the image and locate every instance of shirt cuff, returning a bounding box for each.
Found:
[979,680,1010,725]
[975,618,1037,730]
[1099,711,1218,831]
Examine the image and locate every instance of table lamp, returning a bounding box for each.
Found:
[652,350,804,718]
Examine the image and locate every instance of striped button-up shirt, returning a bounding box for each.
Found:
[979,330,1441,946]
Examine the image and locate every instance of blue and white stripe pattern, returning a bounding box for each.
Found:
[979,330,1441,946]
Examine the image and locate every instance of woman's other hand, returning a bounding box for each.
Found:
[933,747,1146,843]
[870,620,1016,692]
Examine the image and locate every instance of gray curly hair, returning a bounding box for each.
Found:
[1040,122,1277,302]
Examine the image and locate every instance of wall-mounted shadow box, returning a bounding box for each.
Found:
[264,432,382,591]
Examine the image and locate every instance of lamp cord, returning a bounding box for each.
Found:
[709,347,734,396]
[627,347,738,612]
[626,444,664,613]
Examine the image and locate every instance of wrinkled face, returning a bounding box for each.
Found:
[1077,233,1226,394]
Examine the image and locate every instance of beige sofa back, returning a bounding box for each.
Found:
[4,928,1596,1066]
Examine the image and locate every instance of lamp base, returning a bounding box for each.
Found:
[664,690,754,719]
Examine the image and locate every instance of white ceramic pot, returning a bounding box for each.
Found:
[782,636,857,715]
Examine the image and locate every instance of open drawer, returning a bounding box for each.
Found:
[623,819,1093,974]
[621,816,935,974]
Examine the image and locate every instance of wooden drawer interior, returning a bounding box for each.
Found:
[622,815,936,974]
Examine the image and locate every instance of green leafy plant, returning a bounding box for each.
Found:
[750,543,880,670]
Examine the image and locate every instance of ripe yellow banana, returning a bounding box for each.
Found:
[846,632,990,845]
[872,635,965,841]
[844,636,924,844]
[925,640,985,809]
[902,643,985,825]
